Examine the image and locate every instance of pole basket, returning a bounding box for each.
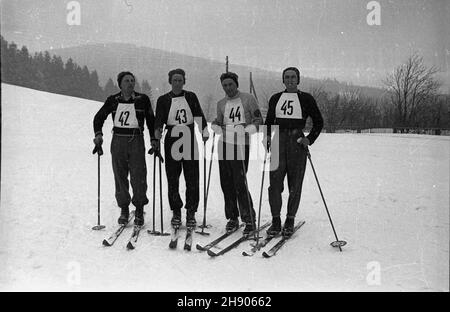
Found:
[248,235,264,243]
[92,225,105,230]
[196,223,211,235]
[330,240,347,248]
[195,230,210,236]
[147,230,162,236]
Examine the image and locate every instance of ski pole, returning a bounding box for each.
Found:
[198,133,216,232]
[197,139,212,235]
[92,145,105,230]
[306,148,346,251]
[255,149,269,246]
[148,154,160,235]
[205,133,216,204]
[239,145,257,240]
[159,154,170,236]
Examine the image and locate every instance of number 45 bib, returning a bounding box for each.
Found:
[223,98,245,125]
[167,96,194,126]
[114,103,139,128]
[275,93,303,119]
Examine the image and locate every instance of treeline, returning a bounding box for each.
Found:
[312,54,449,132]
[308,87,387,132]
[1,36,448,132]
[308,85,449,133]
[0,36,152,102]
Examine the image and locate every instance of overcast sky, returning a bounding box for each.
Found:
[1,0,449,88]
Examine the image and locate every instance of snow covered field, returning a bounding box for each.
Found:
[1,84,448,292]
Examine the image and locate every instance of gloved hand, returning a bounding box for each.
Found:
[202,127,210,142]
[92,134,104,155]
[297,137,310,150]
[150,139,160,153]
[148,139,164,163]
[244,124,257,135]
[93,134,103,146]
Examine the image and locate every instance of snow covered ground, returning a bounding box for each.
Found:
[1,84,448,292]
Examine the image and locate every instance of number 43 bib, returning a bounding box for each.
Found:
[114,103,139,128]
[275,93,303,119]
[167,96,194,126]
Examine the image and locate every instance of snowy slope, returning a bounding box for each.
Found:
[1,84,448,291]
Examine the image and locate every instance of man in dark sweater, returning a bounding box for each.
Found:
[93,71,156,226]
[154,69,209,229]
[264,67,323,237]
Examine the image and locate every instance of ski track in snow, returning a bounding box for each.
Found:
[1,84,448,291]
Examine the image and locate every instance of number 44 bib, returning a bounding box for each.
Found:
[275,93,303,119]
[223,98,245,126]
[114,103,139,128]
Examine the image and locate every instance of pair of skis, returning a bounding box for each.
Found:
[197,222,272,257]
[207,222,273,257]
[196,221,304,258]
[242,221,305,258]
[169,225,195,251]
[102,211,143,250]
[196,223,245,252]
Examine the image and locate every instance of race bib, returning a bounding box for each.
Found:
[223,98,245,126]
[114,103,139,128]
[275,93,303,119]
[167,96,194,126]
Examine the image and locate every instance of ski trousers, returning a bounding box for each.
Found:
[268,128,307,219]
[218,141,256,224]
[111,134,149,209]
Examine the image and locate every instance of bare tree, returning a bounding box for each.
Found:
[309,85,341,132]
[383,54,441,128]
[309,85,329,130]
[338,87,361,129]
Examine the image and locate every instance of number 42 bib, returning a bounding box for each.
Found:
[114,103,139,128]
[275,93,303,119]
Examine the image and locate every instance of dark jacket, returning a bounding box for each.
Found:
[93,91,155,139]
[265,90,323,144]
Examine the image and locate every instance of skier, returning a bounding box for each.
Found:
[93,71,157,226]
[264,67,323,237]
[154,68,209,230]
[212,72,263,235]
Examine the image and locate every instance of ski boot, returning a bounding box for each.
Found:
[282,216,295,238]
[171,209,182,229]
[134,206,144,226]
[266,216,281,237]
[225,218,239,233]
[243,221,256,235]
[186,210,197,229]
[118,206,129,225]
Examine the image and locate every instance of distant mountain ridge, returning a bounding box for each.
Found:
[50,42,384,118]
